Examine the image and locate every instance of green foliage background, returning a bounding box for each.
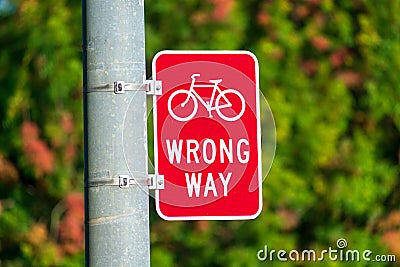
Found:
[1,0,400,266]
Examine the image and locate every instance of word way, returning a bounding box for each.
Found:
[185,172,232,197]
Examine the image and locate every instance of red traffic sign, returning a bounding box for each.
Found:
[152,51,262,220]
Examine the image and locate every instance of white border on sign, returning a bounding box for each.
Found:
[152,50,262,221]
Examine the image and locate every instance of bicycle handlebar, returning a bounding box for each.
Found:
[191,73,200,80]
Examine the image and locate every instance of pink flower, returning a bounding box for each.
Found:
[21,121,54,176]
[209,0,234,21]
[311,35,330,52]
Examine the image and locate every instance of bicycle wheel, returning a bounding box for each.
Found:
[168,89,198,122]
[215,89,245,121]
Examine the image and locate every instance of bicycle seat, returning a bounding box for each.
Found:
[209,79,222,84]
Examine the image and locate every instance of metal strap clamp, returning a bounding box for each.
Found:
[87,174,164,190]
[86,80,162,95]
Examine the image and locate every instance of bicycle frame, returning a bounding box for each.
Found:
[182,74,232,116]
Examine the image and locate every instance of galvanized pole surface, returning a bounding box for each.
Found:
[83,0,150,266]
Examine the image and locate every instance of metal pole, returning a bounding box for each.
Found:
[83,0,150,266]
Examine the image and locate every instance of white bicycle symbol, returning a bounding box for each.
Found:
[167,74,245,122]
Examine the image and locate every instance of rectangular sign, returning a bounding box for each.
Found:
[152,50,262,220]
